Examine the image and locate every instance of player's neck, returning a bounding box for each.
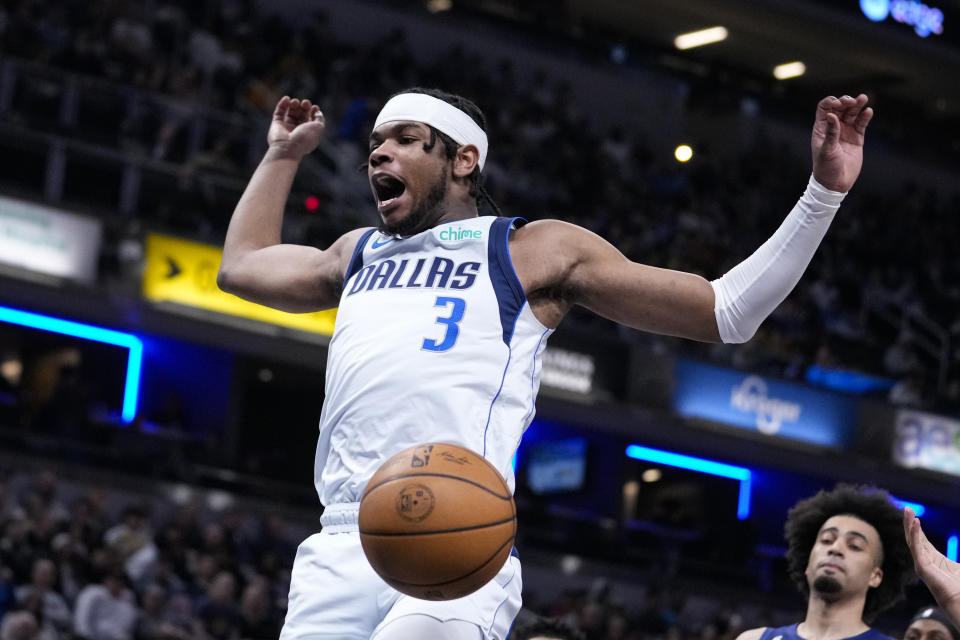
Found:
[799,595,871,640]
[433,200,480,227]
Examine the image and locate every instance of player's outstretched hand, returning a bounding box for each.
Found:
[811,94,873,193]
[904,506,960,626]
[268,96,326,160]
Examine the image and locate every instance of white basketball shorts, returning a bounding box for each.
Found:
[279,503,522,640]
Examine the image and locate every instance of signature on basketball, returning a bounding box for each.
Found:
[439,451,471,465]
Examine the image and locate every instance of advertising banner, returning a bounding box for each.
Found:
[0,196,102,283]
[673,359,857,448]
[142,234,336,336]
[893,409,960,477]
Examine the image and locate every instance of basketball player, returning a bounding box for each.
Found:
[736,485,913,640]
[218,88,874,639]
[904,605,960,640]
[905,507,960,628]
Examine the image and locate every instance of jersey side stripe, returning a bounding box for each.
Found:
[488,217,527,345]
[341,228,377,292]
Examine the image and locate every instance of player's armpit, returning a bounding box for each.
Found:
[217,228,371,313]
[510,220,720,342]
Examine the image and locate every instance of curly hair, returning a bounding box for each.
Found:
[389,87,491,205]
[510,617,586,640]
[783,483,914,622]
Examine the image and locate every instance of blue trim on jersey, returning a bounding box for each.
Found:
[488,217,527,345]
[341,229,377,292]
[487,557,519,636]
[483,345,512,458]
[522,328,551,426]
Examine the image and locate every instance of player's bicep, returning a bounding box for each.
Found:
[218,229,368,313]
[566,232,720,342]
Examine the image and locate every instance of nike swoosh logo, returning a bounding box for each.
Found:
[371,237,394,249]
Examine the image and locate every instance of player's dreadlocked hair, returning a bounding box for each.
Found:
[391,87,503,216]
[783,484,914,622]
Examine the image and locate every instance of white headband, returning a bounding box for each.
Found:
[374,93,488,170]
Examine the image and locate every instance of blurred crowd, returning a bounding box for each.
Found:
[0,467,863,640]
[1,0,958,412]
[0,468,297,640]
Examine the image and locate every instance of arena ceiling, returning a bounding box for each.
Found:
[466,0,960,124]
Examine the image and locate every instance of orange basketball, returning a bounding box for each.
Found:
[358,443,517,601]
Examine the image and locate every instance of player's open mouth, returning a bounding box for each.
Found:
[372,173,407,212]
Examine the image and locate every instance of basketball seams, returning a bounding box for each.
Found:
[358,443,518,600]
[361,472,512,501]
[359,515,515,536]
[380,534,516,590]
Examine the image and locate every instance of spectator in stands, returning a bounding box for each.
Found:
[195,570,241,640]
[238,576,277,640]
[104,506,156,585]
[509,617,586,640]
[14,558,70,638]
[72,567,137,640]
[737,485,914,640]
[0,610,39,640]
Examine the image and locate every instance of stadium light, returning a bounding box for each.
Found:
[0,304,142,423]
[625,444,752,520]
[773,61,806,80]
[674,26,729,50]
[891,497,926,517]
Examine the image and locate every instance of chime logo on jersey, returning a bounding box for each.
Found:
[438,226,483,242]
[346,257,481,296]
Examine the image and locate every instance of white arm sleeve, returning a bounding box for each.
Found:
[711,174,845,344]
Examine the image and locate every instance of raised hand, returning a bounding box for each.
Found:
[268,96,326,160]
[904,507,960,625]
[811,94,873,193]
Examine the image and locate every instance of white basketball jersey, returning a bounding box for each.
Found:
[314,216,553,505]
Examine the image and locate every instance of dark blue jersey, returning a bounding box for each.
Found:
[760,623,895,640]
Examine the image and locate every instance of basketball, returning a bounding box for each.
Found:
[358,443,517,601]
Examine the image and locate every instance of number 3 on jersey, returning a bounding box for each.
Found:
[422,296,466,352]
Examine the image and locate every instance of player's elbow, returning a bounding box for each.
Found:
[216,263,240,295]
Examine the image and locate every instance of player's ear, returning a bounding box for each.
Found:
[868,566,882,589]
[453,144,479,178]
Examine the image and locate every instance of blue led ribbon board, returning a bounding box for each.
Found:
[625,444,752,520]
[0,304,142,423]
[948,534,958,562]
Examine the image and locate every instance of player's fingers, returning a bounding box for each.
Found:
[854,106,873,134]
[274,96,290,120]
[311,105,324,122]
[286,99,301,122]
[824,113,840,147]
[816,95,841,118]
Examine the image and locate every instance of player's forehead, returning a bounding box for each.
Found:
[908,619,952,636]
[369,120,429,141]
[818,514,880,543]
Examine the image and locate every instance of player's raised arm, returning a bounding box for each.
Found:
[515,94,874,344]
[218,97,368,313]
[905,507,960,627]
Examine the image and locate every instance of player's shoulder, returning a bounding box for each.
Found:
[332,226,376,258]
[510,218,601,256]
[735,627,770,640]
[325,226,376,281]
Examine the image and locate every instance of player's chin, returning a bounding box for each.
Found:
[377,193,409,222]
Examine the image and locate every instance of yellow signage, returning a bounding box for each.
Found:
[142,233,336,336]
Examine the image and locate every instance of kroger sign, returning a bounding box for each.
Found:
[673,360,857,448]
